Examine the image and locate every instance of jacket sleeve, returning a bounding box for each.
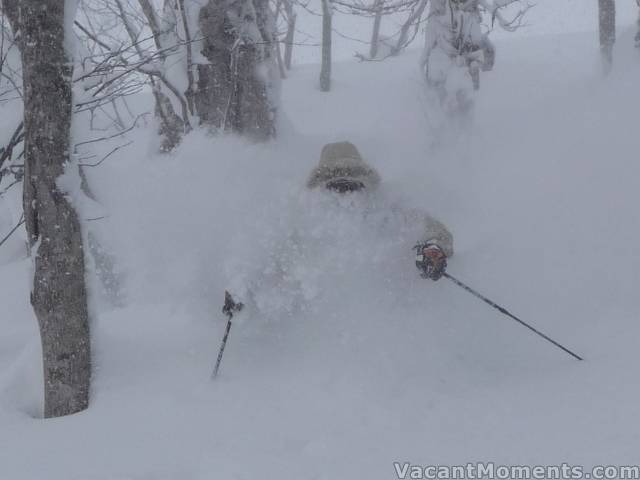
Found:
[395,205,454,257]
[421,213,454,257]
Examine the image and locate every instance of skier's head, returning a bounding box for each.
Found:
[307,141,381,193]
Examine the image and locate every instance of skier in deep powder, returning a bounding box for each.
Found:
[306,141,453,280]
[226,141,454,316]
[215,141,582,378]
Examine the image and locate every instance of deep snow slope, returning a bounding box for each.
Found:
[1,30,640,479]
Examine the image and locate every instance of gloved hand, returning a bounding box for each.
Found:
[415,244,447,281]
[223,291,244,318]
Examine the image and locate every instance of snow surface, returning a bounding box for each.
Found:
[2,26,640,480]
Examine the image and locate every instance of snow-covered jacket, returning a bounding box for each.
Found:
[307,141,453,256]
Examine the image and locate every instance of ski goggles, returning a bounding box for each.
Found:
[325,178,365,193]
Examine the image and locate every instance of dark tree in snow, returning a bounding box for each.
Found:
[18,0,91,417]
[421,0,525,125]
[282,0,296,70]
[147,0,278,144]
[196,0,278,139]
[598,0,615,74]
[422,0,490,118]
[138,0,194,151]
[320,0,332,91]
[635,1,640,49]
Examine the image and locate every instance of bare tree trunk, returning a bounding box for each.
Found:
[197,0,277,139]
[276,39,286,79]
[197,0,239,131]
[599,0,615,74]
[320,0,332,92]
[635,2,640,49]
[155,91,187,152]
[124,0,187,152]
[137,0,163,51]
[20,0,91,418]
[1,0,20,38]
[177,0,196,115]
[135,0,190,151]
[369,0,383,59]
[283,0,296,69]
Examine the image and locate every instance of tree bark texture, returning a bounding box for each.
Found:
[138,0,163,51]
[139,0,191,151]
[598,0,615,73]
[127,0,187,152]
[1,0,19,38]
[20,0,91,418]
[196,0,276,140]
[155,90,187,152]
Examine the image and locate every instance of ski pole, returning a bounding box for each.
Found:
[443,272,583,361]
[212,291,244,379]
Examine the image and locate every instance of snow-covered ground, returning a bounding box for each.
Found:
[1,25,640,480]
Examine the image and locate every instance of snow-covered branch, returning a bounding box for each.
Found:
[479,0,532,32]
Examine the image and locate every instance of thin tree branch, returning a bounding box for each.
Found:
[78,140,133,167]
[0,214,24,249]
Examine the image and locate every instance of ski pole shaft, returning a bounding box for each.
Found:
[212,316,233,379]
[443,272,583,361]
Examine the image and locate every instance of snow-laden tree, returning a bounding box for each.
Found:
[421,0,526,126]
[7,0,91,418]
[147,0,279,146]
[54,0,278,151]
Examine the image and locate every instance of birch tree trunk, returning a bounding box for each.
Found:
[20,0,91,418]
[598,0,615,74]
[320,0,332,92]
